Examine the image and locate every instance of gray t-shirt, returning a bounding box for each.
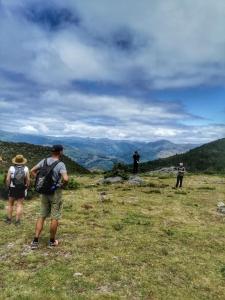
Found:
[35,157,67,186]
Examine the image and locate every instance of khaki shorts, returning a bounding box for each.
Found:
[40,189,63,220]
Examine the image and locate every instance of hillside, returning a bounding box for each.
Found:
[0,141,89,174]
[138,138,225,173]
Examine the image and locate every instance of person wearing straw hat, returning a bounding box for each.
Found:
[5,154,30,225]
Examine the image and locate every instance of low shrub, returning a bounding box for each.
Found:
[66,177,80,190]
[197,186,216,190]
[104,163,129,180]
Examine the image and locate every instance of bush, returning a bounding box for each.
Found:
[0,174,8,200]
[104,163,129,180]
[66,177,80,190]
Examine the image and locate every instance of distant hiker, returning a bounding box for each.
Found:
[5,155,30,225]
[176,162,185,188]
[133,151,140,174]
[30,145,68,249]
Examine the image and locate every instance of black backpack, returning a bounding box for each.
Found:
[13,166,26,189]
[35,159,60,195]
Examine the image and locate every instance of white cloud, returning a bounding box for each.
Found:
[0,88,222,143]
[0,0,225,143]
[20,125,39,134]
[0,99,14,109]
[1,0,225,88]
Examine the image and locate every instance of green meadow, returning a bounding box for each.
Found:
[0,174,225,299]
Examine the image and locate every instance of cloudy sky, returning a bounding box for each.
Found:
[0,0,225,143]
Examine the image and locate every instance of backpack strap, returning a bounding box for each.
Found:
[48,160,60,173]
[43,158,60,170]
[43,158,48,167]
[49,160,61,187]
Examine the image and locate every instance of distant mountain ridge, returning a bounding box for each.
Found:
[0,130,198,170]
[138,138,225,173]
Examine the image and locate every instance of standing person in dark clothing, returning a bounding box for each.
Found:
[176,162,185,188]
[133,151,140,174]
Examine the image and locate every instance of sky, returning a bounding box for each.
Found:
[0,0,225,143]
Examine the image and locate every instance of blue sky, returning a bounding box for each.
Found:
[0,0,225,143]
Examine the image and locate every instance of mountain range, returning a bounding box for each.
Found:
[0,130,198,170]
[138,138,225,173]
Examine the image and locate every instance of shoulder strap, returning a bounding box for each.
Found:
[49,160,60,172]
[15,165,25,170]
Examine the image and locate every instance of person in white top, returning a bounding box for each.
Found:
[5,154,30,225]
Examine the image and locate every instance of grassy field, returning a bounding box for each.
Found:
[1,174,225,299]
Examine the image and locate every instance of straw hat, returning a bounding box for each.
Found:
[12,154,27,165]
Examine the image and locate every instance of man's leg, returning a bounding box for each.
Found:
[31,195,50,249]
[50,219,58,241]
[49,190,62,246]
[134,163,138,174]
[31,217,46,249]
[179,176,183,188]
[176,176,179,188]
[136,163,139,174]
[16,199,24,222]
[35,217,46,238]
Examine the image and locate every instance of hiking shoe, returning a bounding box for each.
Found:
[4,217,12,224]
[30,240,39,250]
[15,220,21,226]
[48,240,59,248]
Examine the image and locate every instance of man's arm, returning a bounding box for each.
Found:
[30,166,39,177]
[61,172,69,188]
[30,160,43,177]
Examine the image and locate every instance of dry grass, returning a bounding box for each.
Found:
[0,174,225,299]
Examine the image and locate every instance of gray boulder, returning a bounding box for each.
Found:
[217,202,225,214]
[98,176,123,184]
[128,175,145,185]
[148,166,177,175]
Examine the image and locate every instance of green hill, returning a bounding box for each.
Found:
[0,140,90,174]
[138,138,225,173]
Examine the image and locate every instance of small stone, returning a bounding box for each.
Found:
[81,204,93,210]
[73,272,83,277]
[7,243,15,249]
[217,202,225,214]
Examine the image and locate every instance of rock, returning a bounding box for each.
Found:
[100,191,106,196]
[99,176,123,184]
[81,203,93,210]
[217,202,225,214]
[99,192,111,202]
[73,272,83,277]
[97,285,112,293]
[148,166,177,175]
[7,243,15,249]
[128,175,145,185]
[21,245,32,256]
